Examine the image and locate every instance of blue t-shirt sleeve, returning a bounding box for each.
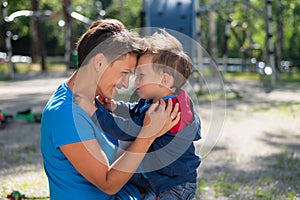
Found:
[51,104,96,148]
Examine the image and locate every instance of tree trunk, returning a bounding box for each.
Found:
[119,0,124,20]
[222,2,231,75]
[30,1,38,63]
[266,0,276,87]
[209,0,217,63]
[275,0,283,72]
[31,0,47,71]
[63,0,73,69]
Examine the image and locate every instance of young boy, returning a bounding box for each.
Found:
[79,30,201,200]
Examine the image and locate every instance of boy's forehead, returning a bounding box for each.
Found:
[137,54,153,65]
[136,64,152,72]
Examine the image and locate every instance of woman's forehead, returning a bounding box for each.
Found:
[115,53,137,69]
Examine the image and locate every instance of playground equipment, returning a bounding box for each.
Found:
[6,190,48,200]
[142,0,201,63]
[0,108,42,129]
[142,0,276,87]
[15,108,42,124]
[0,109,13,129]
[1,1,53,79]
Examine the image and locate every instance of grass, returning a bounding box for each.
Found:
[246,102,300,119]
[225,72,261,80]
[0,62,66,80]
[0,166,49,199]
[224,70,300,81]
[196,149,300,200]
[196,90,243,102]
[224,71,300,90]
[212,174,239,197]
[281,71,300,83]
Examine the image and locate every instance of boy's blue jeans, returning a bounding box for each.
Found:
[143,181,197,200]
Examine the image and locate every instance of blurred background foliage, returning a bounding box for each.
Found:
[0,0,299,70]
[0,0,143,57]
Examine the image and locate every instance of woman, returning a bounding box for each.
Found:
[40,19,180,200]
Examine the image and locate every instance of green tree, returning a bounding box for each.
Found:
[1,0,299,70]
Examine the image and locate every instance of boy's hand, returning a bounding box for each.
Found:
[74,93,97,117]
[97,96,117,111]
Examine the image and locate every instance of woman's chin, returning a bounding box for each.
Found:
[111,89,118,98]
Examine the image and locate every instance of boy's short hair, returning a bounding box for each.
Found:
[145,29,193,89]
[146,29,184,53]
[76,19,145,67]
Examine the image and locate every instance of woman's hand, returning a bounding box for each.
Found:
[141,98,180,139]
[74,93,97,117]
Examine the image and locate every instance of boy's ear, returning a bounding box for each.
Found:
[162,73,174,88]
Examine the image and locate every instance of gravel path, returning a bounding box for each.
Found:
[0,72,67,199]
[197,80,300,199]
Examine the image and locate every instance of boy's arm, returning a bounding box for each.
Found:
[93,103,144,141]
[95,97,139,119]
[111,101,139,118]
[75,93,142,141]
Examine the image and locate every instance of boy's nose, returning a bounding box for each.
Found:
[135,77,139,86]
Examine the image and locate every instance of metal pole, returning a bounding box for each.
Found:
[194,0,202,66]
[2,1,14,79]
[266,0,276,87]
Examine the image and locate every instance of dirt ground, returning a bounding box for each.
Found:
[197,79,300,199]
[0,72,299,199]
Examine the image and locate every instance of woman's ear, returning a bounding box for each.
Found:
[161,73,174,88]
[93,53,105,72]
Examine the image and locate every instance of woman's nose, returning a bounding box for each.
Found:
[122,77,129,89]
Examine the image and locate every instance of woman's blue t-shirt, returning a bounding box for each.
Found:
[40,82,118,200]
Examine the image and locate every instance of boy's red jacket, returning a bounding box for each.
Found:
[168,89,194,134]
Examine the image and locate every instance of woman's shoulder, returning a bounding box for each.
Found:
[45,83,73,110]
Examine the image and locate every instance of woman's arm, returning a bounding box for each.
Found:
[60,137,153,194]
[60,99,180,195]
